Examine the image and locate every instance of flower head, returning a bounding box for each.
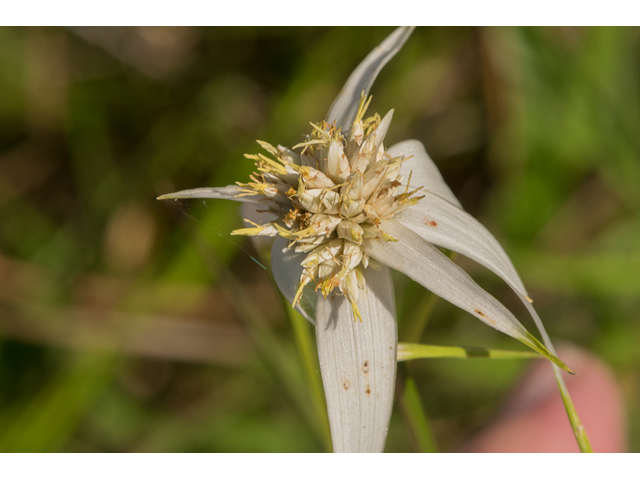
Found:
[231,99,422,323]
[158,27,572,453]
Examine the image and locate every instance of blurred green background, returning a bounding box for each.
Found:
[0,26,638,452]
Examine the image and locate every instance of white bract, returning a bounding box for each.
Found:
[159,27,571,453]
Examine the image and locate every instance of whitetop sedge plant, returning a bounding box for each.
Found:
[159,27,591,453]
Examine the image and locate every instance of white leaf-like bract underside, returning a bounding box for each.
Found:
[315,266,397,453]
[364,219,571,373]
[389,139,461,208]
[271,236,316,324]
[395,191,528,297]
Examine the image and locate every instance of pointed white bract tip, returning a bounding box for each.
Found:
[326,27,415,133]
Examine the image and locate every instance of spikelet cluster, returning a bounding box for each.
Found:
[232,96,424,320]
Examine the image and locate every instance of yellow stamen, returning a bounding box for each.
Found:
[231,220,272,237]
[244,153,287,175]
[256,140,280,157]
[381,232,399,242]
[404,170,413,195]
[309,122,331,139]
[292,277,312,307]
[274,224,293,239]
[350,300,362,322]
[292,139,326,150]
[354,91,373,125]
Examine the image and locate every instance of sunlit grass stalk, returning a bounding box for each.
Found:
[397,343,542,361]
[192,232,320,436]
[285,303,332,452]
[524,302,593,453]
[257,237,331,450]
[394,255,459,452]
[556,377,593,452]
[396,364,438,453]
[394,281,443,452]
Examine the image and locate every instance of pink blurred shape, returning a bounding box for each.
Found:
[466,345,626,453]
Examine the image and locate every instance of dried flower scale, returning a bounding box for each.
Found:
[159,27,584,453]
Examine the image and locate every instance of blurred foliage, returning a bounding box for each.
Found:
[0,26,638,452]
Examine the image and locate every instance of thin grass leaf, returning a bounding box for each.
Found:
[284,302,332,452]
[396,365,438,453]
[0,354,115,452]
[397,342,542,361]
[246,228,331,450]
[191,232,320,437]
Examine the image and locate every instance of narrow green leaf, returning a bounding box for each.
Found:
[191,232,318,437]
[396,364,438,453]
[397,342,543,361]
[0,354,115,452]
[249,234,331,451]
[285,302,332,452]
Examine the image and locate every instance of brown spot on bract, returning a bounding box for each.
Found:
[362,361,369,373]
[475,309,497,325]
[331,294,335,300]
[424,217,437,227]
[343,381,350,390]
[366,385,371,395]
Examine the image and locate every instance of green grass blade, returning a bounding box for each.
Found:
[396,365,438,453]
[397,342,542,361]
[0,353,115,452]
[191,233,319,436]
[285,302,332,452]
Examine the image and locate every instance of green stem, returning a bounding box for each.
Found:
[523,299,593,452]
[396,363,438,453]
[555,373,593,453]
[285,303,332,452]
[397,343,542,361]
[396,286,440,452]
[192,234,319,437]
[396,258,459,453]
